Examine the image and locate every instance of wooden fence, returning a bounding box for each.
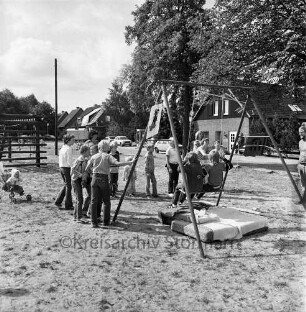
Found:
[0,113,47,167]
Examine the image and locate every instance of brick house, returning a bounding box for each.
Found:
[193,83,306,152]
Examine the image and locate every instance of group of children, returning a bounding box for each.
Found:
[53,129,232,227]
[166,135,232,208]
[54,132,138,227]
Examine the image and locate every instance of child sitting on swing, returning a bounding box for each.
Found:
[196,150,227,199]
[168,152,204,208]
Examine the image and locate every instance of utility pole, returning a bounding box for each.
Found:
[55,58,58,155]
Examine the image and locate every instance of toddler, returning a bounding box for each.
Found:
[4,168,24,195]
[123,156,137,196]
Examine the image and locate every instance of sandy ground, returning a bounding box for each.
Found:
[0,143,305,312]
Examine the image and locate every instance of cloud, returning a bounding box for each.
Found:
[0,0,144,111]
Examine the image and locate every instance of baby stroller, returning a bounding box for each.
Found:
[1,167,32,203]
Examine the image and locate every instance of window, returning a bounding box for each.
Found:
[223,100,229,115]
[213,101,219,116]
[288,104,302,112]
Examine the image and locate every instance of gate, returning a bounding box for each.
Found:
[0,113,47,167]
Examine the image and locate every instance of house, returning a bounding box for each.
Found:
[77,105,101,127]
[85,106,110,139]
[57,111,68,125]
[193,83,306,152]
[58,107,83,138]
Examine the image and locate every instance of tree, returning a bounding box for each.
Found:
[103,80,136,139]
[125,0,209,153]
[0,89,28,114]
[193,0,306,93]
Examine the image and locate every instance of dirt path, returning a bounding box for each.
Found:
[0,144,305,311]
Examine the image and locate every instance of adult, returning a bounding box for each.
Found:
[84,129,99,156]
[298,124,306,203]
[166,138,180,196]
[55,134,75,210]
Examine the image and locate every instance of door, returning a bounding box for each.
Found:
[229,131,237,153]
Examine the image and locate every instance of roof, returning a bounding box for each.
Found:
[193,82,306,120]
[249,84,306,118]
[58,111,68,124]
[81,107,102,126]
[87,107,106,126]
[58,107,83,128]
[78,105,100,119]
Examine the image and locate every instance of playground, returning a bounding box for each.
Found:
[0,143,305,312]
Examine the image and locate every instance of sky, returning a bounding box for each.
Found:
[0,0,215,113]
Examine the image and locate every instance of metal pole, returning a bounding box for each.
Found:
[112,127,148,224]
[54,58,58,156]
[216,94,250,206]
[161,79,255,91]
[162,84,205,259]
[250,91,305,210]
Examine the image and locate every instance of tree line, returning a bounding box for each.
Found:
[0,89,55,135]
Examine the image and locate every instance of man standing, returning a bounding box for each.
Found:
[298,124,306,203]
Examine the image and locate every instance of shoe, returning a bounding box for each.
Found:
[168,193,174,198]
[92,223,99,228]
[103,222,110,226]
[55,202,62,208]
[76,219,88,224]
[146,195,151,199]
[167,204,177,209]
[152,194,158,198]
[129,193,135,197]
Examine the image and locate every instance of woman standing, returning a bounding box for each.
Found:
[55,134,75,210]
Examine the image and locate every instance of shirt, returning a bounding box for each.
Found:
[144,152,154,173]
[166,147,178,164]
[85,152,119,175]
[205,162,226,187]
[299,139,306,163]
[71,155,89,181]
[109,151,120,173]
[59,144,73,168]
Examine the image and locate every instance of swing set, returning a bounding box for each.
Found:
[111,79,305,259]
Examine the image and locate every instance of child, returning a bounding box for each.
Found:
[109,140,120,197]
[4,168,24,195]
[166,138,180,196]
[84,140,133,228]
[55,134,75,210]
[212,140,233,171]
[123,156,137,197]
[196,150,226,199]
[71,145,91,223]
[196,138,210,166]
[169,152,204,208]
[144,144,157,198]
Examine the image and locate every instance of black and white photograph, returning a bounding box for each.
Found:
[0,0,305,311]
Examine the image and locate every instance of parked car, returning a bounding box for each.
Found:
[44,134,56,141]
[114,136,132,146]
[238,145,275,156]
[105,136,116,142]
[154,140,183,153]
